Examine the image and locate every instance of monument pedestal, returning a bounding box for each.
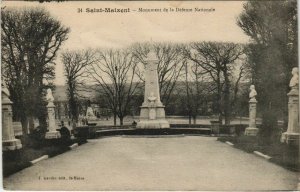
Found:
[3,139,22,151]
[137,120,170,129]
[2,87,22,151]
[281,132,300,145]
[245,97,258,136]
[281,85,299,145]
[45,131,61,139]
[137,105,170,129]
[244,127,259,136]
[45,91,61,140]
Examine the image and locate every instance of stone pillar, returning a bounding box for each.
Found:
[2,86,22,151]
[245,85,259,136]
[45,88,61,139]
[136,51,170,129]
[281,67,299,145]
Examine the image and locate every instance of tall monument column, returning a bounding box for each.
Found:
[45,88,61,139]
[2,84,22,151]
[281,67,299,144]
[245,85,259,136]
[136,51,170,129]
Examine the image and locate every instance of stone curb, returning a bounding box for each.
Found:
[30,143,79,166]
[225,141,234,146]
[223,141,272,160]
[122,135,185,138]
[253,151,272,160]
[30,155,49,164]
[69,143,79,150]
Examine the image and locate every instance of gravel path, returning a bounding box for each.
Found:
[3,136,298,190]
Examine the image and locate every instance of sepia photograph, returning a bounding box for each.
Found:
[1,0,299,191]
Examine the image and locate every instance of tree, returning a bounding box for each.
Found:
[88,49,141,125]
[132,42,185,107]
[1,8,69,134]
[225,53,251,118]
[182,59,214,124]
[184,42,244,125]
[62,49,97,125]
[237,0,298,137]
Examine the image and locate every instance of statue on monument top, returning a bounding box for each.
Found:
[46,88,54,103]
[249,85,257,101]
[86,106,97,120]
[2,82,10,97]
[289,67,299,89]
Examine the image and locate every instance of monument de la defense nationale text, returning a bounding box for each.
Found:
[138,7,215,12]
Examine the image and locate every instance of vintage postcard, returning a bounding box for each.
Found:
[1,0,299,191]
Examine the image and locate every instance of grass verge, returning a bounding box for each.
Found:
[218,135,299,172]
[3,136,87,177]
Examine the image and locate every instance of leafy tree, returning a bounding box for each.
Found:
[1,8,69,134]
[237,0,298,137]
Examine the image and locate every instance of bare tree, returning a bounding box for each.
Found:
[62,49,97,125]
[183,59,215,124]
[184,42,244,125]
[132,42,185,107]
[88,49,141,126]
[230,59,251,115]
[1,8,69,134]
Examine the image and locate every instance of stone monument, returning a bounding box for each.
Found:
[2,83,22,151]
[281,67,299,144]
[45,88,61,139]
[136,51,170,129]
[245,85,259,136]
[86,106,97,121]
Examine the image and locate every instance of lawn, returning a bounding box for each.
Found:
[3,135,87,177]
[218,135,299,172]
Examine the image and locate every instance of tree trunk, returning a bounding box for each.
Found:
[223,69,231,125]
[69,89,79,122]
[216,71,223,125]
[193,115,197,124]
[261,109,278,143]
[21,116,29,135]
[185,62,192,126]
[28,116,34,133]
[218,114,223,125]
[38,115,47,132]
[113,114,117,126]
[188,114,192,125]
[120,116,124,126]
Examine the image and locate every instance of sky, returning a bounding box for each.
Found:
[3,1,250,85]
